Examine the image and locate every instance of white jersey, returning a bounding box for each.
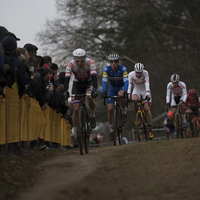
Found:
[128,70,151,101]
[65,58,97,82]
[166,81,187,105]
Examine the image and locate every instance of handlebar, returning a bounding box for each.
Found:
[128,96,151,106]
[103,95,128,108]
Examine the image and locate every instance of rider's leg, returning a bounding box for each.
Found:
[118,90,127,122]
[72,103,79,139]
[131,94,139,113]
[144,103,153,139]
[86,90,97,128]
[180,101,187,126]
[107,103,114,140]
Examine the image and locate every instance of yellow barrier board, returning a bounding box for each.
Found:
[6,88,20,143]
[51,110,61,143]
[0,96,6,145]
[61,119,71,146]
[20,97,28,141]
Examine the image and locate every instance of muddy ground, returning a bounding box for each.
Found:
[1,138,200,200]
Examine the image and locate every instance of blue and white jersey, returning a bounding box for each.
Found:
[102,65,129,91]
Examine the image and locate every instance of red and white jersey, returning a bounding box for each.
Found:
[166,81,187,103]
[127,70,151,96]
[185,94,200,108]
[65,58,97,82]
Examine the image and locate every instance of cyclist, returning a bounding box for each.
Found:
[185,89,200,136]
[64,48,98,145]
[128,62,153,139]
[165,74,187,127]
[164,111,176,139]
[102,53,128,141]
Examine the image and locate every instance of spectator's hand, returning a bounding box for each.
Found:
[41,103,49,110]
[91,88,98,98]
[49,84,54,91]
[102,91,107,99]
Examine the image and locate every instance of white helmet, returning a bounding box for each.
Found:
[170,74,179,82]
[73,48,86,59]
[134,63,144,72]
[108,53,120,61]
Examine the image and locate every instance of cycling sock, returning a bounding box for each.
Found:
[72,127,77,137]
[182,114,186,122]
[121,107,126,114]
[90,109,95,118]
[109,124,113,132]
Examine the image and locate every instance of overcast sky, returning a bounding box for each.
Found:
[0,0,57,54]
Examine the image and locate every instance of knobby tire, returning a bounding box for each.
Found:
[78,109,85,155]
[136,112,141,142]
[84,113,90,154]
[118,109,123,145]
[113,109,117,146]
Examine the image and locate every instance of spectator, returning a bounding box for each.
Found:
[0,45,6,95]
[43,55,52,69]
[1,36,17,88]
[51,62,58,81]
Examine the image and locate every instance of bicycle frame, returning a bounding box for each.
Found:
[129,97,148,142]
[104,95,125,146]
[70,93,92,155]
[174,104,186,139]
[187,110,200,138]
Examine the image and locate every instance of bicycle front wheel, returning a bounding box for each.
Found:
[193,119,199,138]
[141,118,148,141]
[85,114,91,154]
[118,109,123,145]
[175,113,180,139]
[78,109,85,155]
[136,112,142,142]
[113,109,117,146]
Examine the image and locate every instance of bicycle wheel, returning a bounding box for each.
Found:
[193,119,199,138]
[85,113,91,154]
[175,113,180,139]
[113,109,117,146]
[78,109,85,155]
[118,109,123,145]
[141,118,148,141]
[136,112,142,142]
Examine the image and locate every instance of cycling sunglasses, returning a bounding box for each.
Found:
[110,60,118,63]
[136,72,142,74]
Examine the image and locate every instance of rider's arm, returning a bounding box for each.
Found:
[89,61,98,89]
[64,62,72,91]
[144,70,150,96]
[102,67,108,92]
[166,82,172,104]
[127,72,133,96]
[122,68,129,91]
[181,82,187,102]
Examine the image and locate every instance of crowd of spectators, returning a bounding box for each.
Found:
[0,26,71,149]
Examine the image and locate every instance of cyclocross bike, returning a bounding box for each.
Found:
[174,104,186,139]
[70,93,92,155]
[187,110,200,138]
[103,96,126,146]
[129,96,149,142]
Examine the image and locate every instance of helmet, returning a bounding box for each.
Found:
[134,63,144,72]
[188,89,197,97]
[170,74,179,82]
[73,48,86,59]
[167,111,173,118]
[108,53,120,61]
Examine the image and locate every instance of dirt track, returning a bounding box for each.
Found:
[17,138,200,200]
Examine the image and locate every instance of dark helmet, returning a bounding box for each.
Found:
[188,89,197,97]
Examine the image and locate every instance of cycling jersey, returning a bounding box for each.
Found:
[127,70,152,102]
[65,58,97,82]
[166,81,187,106]
[102,65,128,91]
[185,94,200,108]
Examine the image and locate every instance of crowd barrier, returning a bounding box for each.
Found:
[0,87,71,148]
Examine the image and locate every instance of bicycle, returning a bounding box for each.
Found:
[129,96,149,142]
[174,104,186,139]
[186,110,200,138]
[69,93,92,155]
[103,95,126,146]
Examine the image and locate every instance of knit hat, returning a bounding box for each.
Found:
[51,63,58,70]
[1,36,17,52]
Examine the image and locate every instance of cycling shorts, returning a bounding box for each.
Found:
[131,88,152,104]
[71,80,93,104]
[171,96,182,107]
[107,84,124,104]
